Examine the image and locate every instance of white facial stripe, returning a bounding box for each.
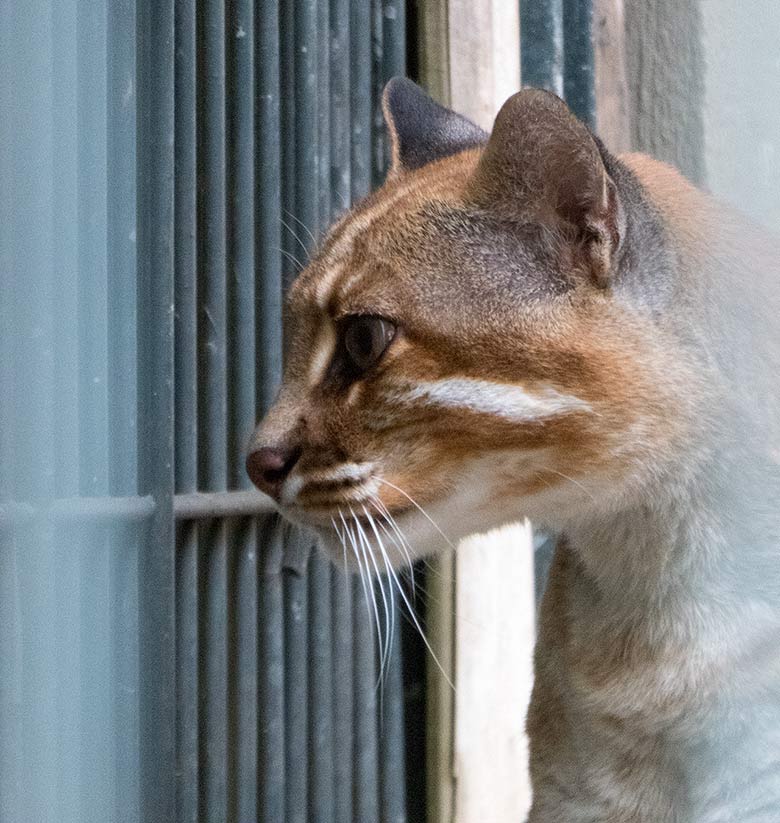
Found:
[393,378,591,423]
[307,462,375,484]
[281,463,377,507]
[307,321,337,386]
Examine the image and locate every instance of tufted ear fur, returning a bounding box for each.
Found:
[382,77,488,177]
[469,89,622,288]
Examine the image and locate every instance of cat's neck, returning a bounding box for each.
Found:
[546,444,780,821]
[563,439,780,644]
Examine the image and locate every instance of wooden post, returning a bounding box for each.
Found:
[592,0,630,153]
[418,3,535,821]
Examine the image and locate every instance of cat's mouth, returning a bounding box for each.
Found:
[273,468,439,570]
[283,482,415,529]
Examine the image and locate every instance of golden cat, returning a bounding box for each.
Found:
[247,78,780,821]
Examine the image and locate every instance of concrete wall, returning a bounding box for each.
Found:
[701,1,780,231]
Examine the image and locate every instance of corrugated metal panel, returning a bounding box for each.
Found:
[169,1,409,821]
[137,0,177,818]
[1,1,409,821]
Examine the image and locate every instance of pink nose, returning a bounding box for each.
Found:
[245,445,301,501]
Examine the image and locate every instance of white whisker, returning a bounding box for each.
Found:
[352,506,391,694]
[279,216,311,258]
[363,504,397,696]
[375,478,456,549]
[380,527,456,692]
[370,495,417,603]
[274,246,305,272]
[332,513,351,603]
[340,509,372,625]
[282,208,317,245]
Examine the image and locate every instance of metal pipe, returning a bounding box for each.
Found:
[135,0,177,816]
[520,0,565,95]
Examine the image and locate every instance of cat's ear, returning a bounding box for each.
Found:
[470,89,622,288]
[382,77,488,177]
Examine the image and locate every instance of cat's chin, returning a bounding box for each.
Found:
[311,505,454,573]
[299,484,526,574]
[283,454,602,573]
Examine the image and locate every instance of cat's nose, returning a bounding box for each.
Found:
[246,444,301,502]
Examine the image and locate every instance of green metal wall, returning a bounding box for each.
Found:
[1,1,409,821]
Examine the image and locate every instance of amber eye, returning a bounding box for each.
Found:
[342,315,396,373]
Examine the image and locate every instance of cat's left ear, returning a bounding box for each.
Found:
[382,78,488,177]
[470,89,623,288]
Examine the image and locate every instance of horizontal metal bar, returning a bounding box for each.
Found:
[173,490,275,520]
[0,495,156,526]
[0,489,275,527]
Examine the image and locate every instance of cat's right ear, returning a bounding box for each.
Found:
[470,89,623,288]
[382,78,488,178]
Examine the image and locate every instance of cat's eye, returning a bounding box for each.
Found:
[342,315,396,373]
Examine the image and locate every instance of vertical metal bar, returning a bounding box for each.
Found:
[226,0,257,492]
[136,0,176,818]
[352,576,380,823]
[256,2,285,821]
[78,532,113,821]
[256,0,283,413]
[49,5,80,821]
[225,1,258,820]
[284,531,311,823]
[77,0,109,498]
[330,0,352,219]
[294,0,319,259]
[371,0,385,187]
[382,0,406,83]
[350,0,372,202]
[51,0,80,499]
[380,614,407,823]
[107,0,139,499]
[0,10,25,816]
[228,517,259,821]
[174,0,200,819]
[108,518,140,822]
[317,0,332,231]
[520,0,565,95]
[174,0,199,507]
[259,519,286,822]
[76,7,114,821]
[308,553,335,823]
[199,519,229,823]
[331,569,354,823]
[175,514,201,823]
[106,0,141,801]
[279,0,297,292]
[563,0,596,126]
[198,0,228,496]
[197,1,230,819]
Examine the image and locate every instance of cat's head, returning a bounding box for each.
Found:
[246,79,697,567]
